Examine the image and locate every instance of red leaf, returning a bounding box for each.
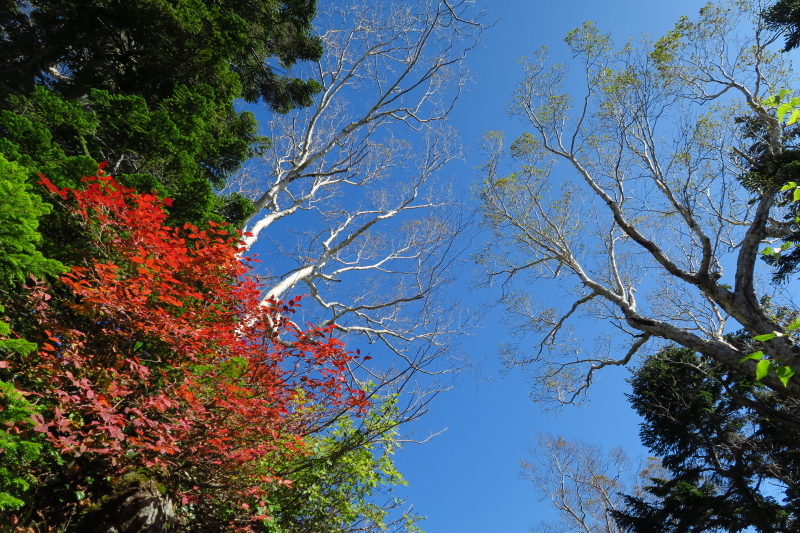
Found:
[22,169,370,514]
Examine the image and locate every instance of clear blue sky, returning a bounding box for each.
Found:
[387,1,715,532]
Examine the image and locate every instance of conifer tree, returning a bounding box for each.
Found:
[0,0,323,230]
[0,155,63,511]
[613,346,800,532]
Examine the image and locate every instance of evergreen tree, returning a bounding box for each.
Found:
[0,154,63,286]
[0,154,64,511]
[765,0,800,51]
[0,0,323,231]
[613,346,800,532]
[0,0,322,110]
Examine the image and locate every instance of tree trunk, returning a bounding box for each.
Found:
[86,481,176,533]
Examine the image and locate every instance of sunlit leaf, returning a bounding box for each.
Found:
[756,359,772,381]
[753,333,777,342]
[776,365,796,387]
[740,351,764,363]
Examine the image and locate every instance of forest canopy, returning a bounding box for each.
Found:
[502,0,800,529]
[0,0,476,530]
[479,0,800,402]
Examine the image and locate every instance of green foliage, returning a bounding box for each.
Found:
[0,154,61,513]
[741,347,797,387]
[0,154,65,285]
[564,21,612,58]
[260,397,423,533]
[613,346,800,532]
[765,0,800,51]
[0,381,43,511]
[0,151,64,375]
[0,0,323,231]
[749,90,800,282]
[0,0,323,112]
[0,84,260,229]
[763,89,800,125]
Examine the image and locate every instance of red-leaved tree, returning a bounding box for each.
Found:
[3,166,368,530]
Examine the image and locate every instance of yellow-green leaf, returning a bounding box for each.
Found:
[778,102,792,121]
[776,365,796,387]
[756,359,772,381]
[740,351,763,363]
[753,333,777,342]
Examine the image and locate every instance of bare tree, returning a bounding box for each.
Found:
[522,433,632,533]
[477,0,800,403]
[220,4,484,527]
[230,0,484,387]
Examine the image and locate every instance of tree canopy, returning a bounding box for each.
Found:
[0,0,458,529]
[478,0,800,401]
[765,0,800,51]
[0,0,322,111]
[0,167,417,531]
[613,345,800,532]
[503,2,800,531]
[0,0,324,233]
[522,432,629,533]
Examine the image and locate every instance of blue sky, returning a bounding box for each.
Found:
[386,1,717,532]
[238,0,732,530]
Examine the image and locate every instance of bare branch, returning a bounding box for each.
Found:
[478,1,800,404]
[227,0,484,400]
[522,433,630,533]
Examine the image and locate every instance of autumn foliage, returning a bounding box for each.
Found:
[2,166,368,528]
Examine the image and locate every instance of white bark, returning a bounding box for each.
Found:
[479,0,800,403]
[228,0,483,378]
[522,433,630,533]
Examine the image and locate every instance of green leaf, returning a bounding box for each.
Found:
[778,102,792,121]
[740,351,763,363]
[753,333,777,342]
[763,89,791,106]
[793,188,800,202]
[776,365,796,387]
[780,181,797,191]
[756,359,772,381]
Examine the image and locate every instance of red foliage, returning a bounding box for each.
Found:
[21,168,367,525]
